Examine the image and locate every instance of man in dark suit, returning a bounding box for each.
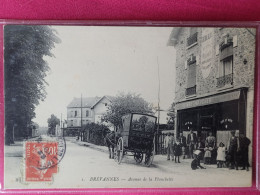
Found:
[187,129,197,159]
[227,130,238,170]
[179,132,187,159]
[238,132,251,171]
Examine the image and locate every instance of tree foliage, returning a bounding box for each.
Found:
[102,92,153,129]
[82,123,110,146]
[4,25,60,144]
[47,114,60,135]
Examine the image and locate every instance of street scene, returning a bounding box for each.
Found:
[3,25,256,189]
[5,136,251,188]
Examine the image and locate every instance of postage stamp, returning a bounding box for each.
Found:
[25,141,58,182]
[21,136,66,183]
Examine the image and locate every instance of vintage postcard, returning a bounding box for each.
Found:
[3,24,256,189]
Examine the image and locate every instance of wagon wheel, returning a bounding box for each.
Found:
[113,147,118,162]
[134,152,143,164]
[116,137,124,164]
[144,144,155,167]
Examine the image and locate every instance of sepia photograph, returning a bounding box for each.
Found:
[3,25,256,189]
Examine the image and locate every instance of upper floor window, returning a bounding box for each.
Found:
[71,120,73,126]
[217,37,234,88]
[186,55,197,96]
[86,110,89,117]
[187,28,198,48]
[74,111,77,117]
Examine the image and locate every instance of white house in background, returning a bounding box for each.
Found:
[67,96,113,128]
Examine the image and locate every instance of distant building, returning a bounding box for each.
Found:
[168,27,255,161]
[66,96,113,133]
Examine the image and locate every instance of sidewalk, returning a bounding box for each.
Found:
[67,137,216,169]
[4,141,24,157]
[66,137,108,153]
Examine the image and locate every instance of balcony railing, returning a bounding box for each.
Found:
[186,85,196,96]
[217,73,233,88]
[187,32,198,47]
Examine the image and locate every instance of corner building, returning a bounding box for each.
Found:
[168,27,256,162]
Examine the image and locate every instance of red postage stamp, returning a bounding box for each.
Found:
[25,142,58,182]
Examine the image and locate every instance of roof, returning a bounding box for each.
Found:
[67,97,101,108]
[91,95,114,108]
[167,27,183,47]
[67,95,116,108]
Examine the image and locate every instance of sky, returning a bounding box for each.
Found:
[33,26,176,127]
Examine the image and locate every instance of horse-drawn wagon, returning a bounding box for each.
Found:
[112,113,157,167]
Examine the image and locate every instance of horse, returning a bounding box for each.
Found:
[104,131,116,159]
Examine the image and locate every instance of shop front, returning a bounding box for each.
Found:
[176,87,248,147]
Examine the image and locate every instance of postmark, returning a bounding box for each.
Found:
[23,136,66,182]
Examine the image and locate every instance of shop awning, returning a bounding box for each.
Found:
[176,90,241,110]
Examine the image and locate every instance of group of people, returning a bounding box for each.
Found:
[163,129,251,171]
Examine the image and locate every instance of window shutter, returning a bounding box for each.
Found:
[218,61,223,77]
[233,35,238,47]
[196,55,200,65]
[216,45,219,56]
[224,37,228,44]
[187,63,196,88]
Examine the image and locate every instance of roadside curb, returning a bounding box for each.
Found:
[69,139,108,154]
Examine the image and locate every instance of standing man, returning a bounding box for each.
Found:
[238,132,251,171]
[179,133,187,159]
[164,133,175,161]
[187,129,197,159]
[227,130,239,170]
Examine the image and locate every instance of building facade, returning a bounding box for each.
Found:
[67,96,112,129]
[168,27,256,160]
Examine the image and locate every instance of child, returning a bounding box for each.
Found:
[217,142,226,168]
[174,138,182,163]
[191,150,206,170]
[204,147,212,164]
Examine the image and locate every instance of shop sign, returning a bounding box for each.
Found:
[201,28,214,78]
[220,118,233,129]
[220,118,233,124]
[185,121,193,126]
[176,90,240,110]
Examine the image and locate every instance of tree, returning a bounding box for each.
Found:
[82,123,110,146]
[102,92,153,129]
[47,114,60,135]
[4,25,60,144]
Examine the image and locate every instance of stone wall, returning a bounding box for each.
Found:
[173,27,256,164]
[174,27,256,102]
